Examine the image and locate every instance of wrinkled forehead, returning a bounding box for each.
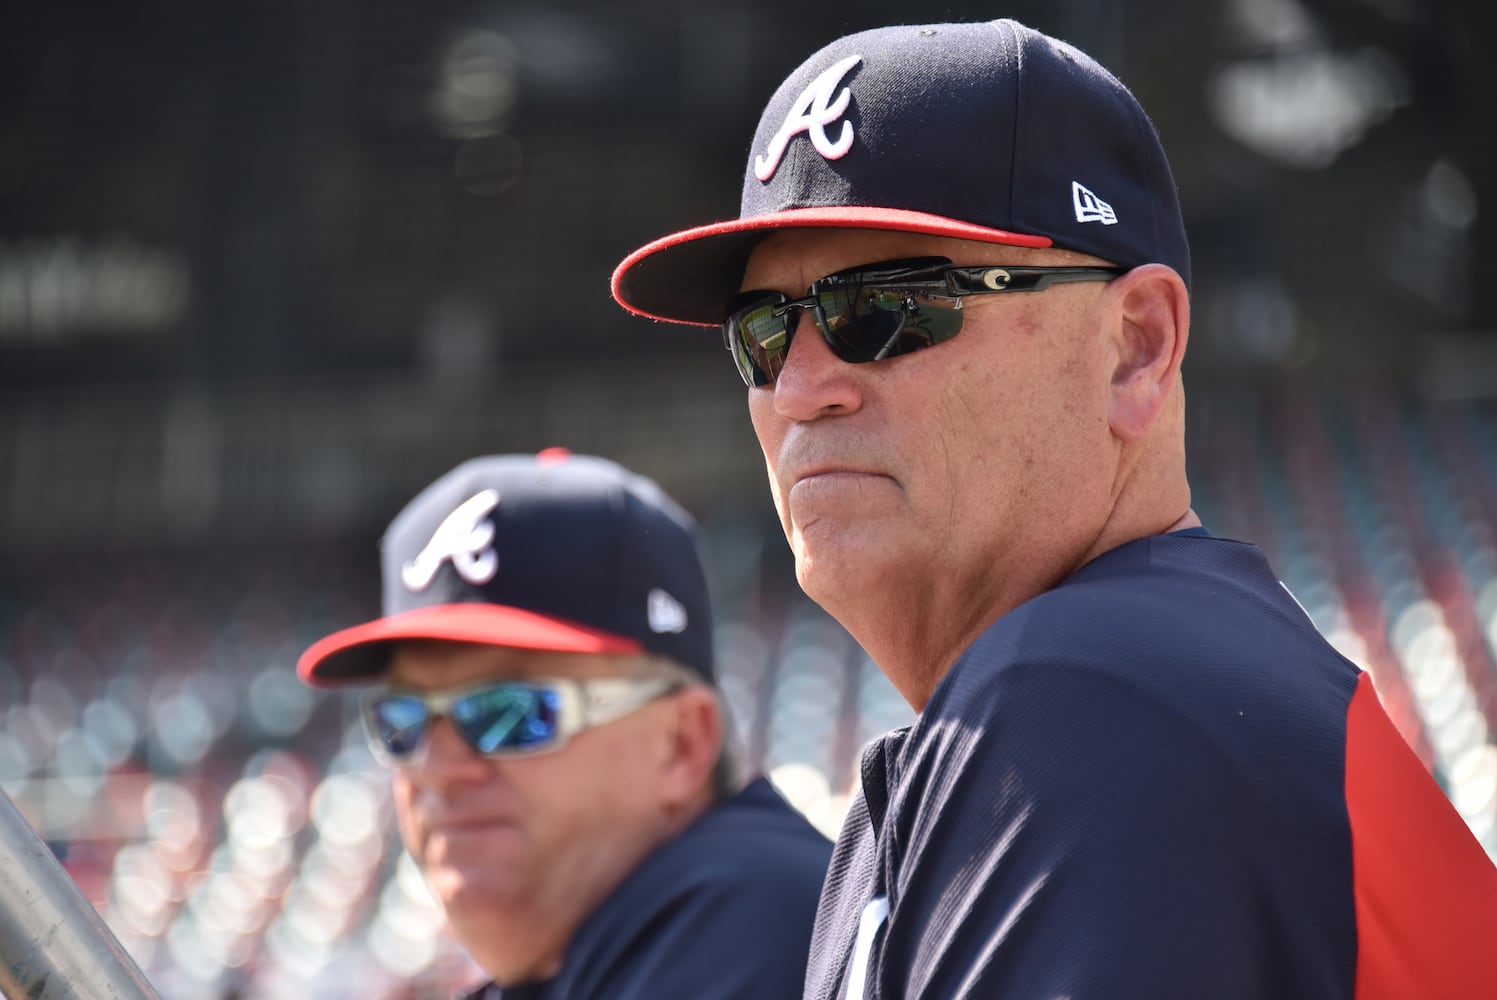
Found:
[739,228,1116,294]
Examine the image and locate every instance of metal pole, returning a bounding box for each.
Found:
[0,787,161,999]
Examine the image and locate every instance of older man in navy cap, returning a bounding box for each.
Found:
[299,449,830,999]
[613,18,1497,1000]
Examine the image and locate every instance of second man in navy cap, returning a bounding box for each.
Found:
[298,448,831,999]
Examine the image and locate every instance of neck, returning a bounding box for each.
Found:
[842,467,1196,713]
[462,791,714,986]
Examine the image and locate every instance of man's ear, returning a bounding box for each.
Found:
[658,686,723,809]
[1105,264,1190,441]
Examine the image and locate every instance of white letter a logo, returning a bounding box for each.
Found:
[401,489,501,592]
[755,55,862,182]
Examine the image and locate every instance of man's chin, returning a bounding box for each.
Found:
[424,824,526,866]
[795,523,898,582]
[426,863,534,914]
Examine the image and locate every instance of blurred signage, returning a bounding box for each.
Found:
[0,235,190,345]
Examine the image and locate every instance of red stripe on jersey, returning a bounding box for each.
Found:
[1344,670,1497,999]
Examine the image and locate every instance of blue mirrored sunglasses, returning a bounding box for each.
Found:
[723,256,1125,387]
[361,676,676,765]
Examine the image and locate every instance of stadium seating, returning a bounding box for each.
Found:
[2,389,1496,997]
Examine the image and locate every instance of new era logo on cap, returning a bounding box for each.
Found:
[1072,182,1118,225]
[647,587,688,634]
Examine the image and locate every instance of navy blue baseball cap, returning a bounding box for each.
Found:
[297,449,715,687]
[612,19,1190,326]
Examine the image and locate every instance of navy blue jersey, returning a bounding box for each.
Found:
[467,777,831,1000]
[805,530,1497,1000]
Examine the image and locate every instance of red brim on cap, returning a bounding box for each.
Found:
[297,604,645,688]
[611,205,1054,327]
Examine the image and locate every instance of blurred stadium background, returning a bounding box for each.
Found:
[2,0,1495,996]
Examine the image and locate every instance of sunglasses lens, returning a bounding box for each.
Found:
[452,685,561,756]
[724,279,966,386]
[364,685,564,763]
[725,296,791,387]
[366,694,429,762]
[827,286,964,363]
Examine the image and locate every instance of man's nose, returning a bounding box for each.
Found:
[769,310,864,420]
[408,717,491,790]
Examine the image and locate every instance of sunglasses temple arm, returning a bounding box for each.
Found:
[1026,268,1127,291]
[582,679,675,725]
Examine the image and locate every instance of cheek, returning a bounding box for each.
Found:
[747,392,781,456]
[923,354,1063,504]
[747,393,792,510]
[526,732,660,824]
[389,774,423,847]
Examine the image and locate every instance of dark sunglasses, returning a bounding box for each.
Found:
[361,676,675,766]
[723,256,1126,387]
